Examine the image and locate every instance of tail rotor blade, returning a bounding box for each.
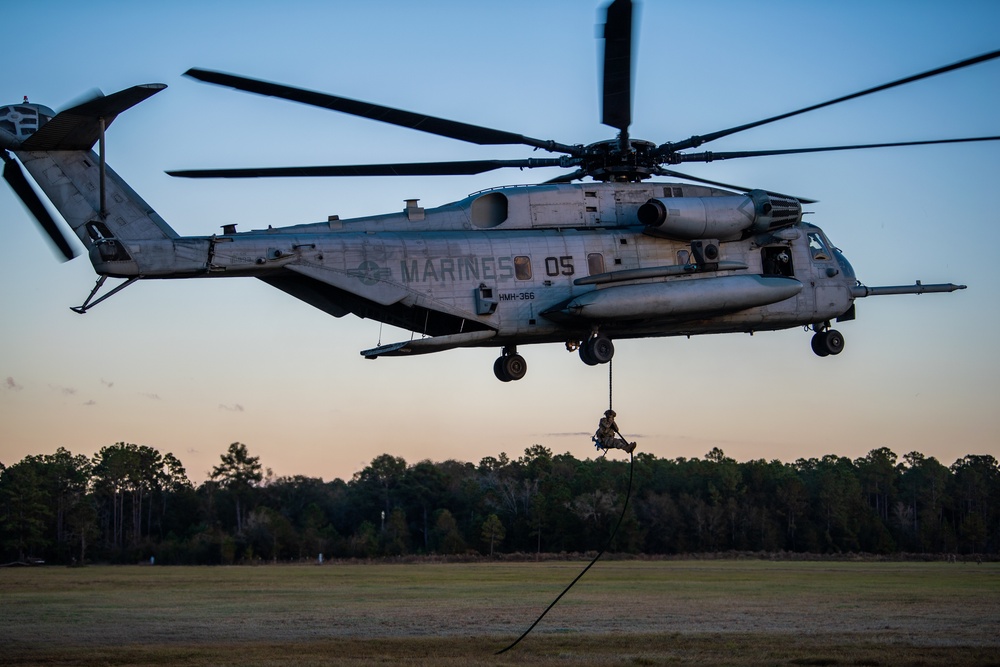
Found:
[3,154,77,260]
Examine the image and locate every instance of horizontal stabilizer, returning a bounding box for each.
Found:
[362,330,496,358]
[21,84,166,151]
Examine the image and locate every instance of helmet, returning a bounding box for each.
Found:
[605,409,616,417]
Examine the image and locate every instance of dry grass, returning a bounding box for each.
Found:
[1,560,997,666]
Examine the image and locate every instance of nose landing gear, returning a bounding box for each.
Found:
[811,323,845,357]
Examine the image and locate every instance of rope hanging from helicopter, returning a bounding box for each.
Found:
[496,359,635,654]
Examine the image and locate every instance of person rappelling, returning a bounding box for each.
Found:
[593,409,636,454]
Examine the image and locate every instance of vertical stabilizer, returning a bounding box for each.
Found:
[15,149,177,244]
[2,84,175,255]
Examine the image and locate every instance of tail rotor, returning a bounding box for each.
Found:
[2,152,77,261]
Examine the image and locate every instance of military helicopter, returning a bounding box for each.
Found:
[1,0,994,383]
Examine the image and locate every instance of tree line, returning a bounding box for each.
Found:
[0,442,996,565]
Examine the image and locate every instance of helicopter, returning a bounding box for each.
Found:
[1,0,994,383]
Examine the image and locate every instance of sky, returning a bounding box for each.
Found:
[2,0,998,484]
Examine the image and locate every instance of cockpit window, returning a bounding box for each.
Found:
[808,233,831,261]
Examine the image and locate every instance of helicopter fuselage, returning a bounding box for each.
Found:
[90,180,855,346]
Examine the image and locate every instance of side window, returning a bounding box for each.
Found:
[514,255,532,280]
[761,247,794,277]
[588,253,605,275]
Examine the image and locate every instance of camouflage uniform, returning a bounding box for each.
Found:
[594,409,636,454]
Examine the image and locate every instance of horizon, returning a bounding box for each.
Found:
[5,439,988,486]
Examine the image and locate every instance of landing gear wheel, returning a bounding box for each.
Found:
[811,329,845,357]
[579,343,599,366]
[824,329,845,355]
[493,356,512,382]
[502,354,527,381]
[494,353,527,381]
[811,332,830,357]
[580,334,614,366]
[589,335,614,364]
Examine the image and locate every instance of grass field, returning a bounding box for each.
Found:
[1,559,997,666]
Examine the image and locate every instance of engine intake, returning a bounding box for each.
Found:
[638,189,801,241]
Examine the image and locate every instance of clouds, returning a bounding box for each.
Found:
[4,372,244,411]
[2,373,174,406]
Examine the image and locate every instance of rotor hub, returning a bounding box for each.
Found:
[581,138,658,182]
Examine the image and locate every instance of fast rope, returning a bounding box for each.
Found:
[609,357,613,411]
[496,359,634,655]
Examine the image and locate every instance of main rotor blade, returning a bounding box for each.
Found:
[672,136,1000,162]
[543,169,588,184]
[3,154,76,260]
[660,48,1000,154]
[601,0,633,133]
[168,158,567,179]
[185,69,579,155]
[654,167,817,204]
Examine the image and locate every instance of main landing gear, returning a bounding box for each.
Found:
[493,333,617,382]
[578,333,615,366]
[565,333,615,366]
[811,323,845,357]
[494,346,527,382]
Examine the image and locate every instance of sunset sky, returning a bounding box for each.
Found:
[2,0,998,483]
